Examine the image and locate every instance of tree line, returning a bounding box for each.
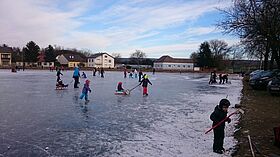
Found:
[218,0,280,70]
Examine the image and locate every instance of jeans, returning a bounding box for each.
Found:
[80,93,88,101]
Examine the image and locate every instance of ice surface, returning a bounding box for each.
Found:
[0,70,242,156]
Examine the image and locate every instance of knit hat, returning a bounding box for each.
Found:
[219,98,230,108]
[85,79,90,84]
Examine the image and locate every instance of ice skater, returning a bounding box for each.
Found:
[139,74,152,96]
[56,69,63,82]
[82,72,87,78]
[56,79,68,89]
[210,98,231,154]
[80,79,92,102]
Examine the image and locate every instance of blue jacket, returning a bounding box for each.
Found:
[73,67,80,77]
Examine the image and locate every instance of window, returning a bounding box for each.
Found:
[109,60,111,63]
[105,55,108,58]
[183,65,185,67]
[178,65,180,67]
[168,65,171,67]
[188,65,191,68]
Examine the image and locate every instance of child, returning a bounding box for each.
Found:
[56,69,63,82]
[56,79,68,89]
[210,99,231,154]
[116,82,124,92]
[80,80,92,102]
[139,74,152,96]
[82,72,87,78]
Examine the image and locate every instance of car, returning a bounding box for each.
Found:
[249,70,280,89]
[249,70,264,78]
[267,73,280,95]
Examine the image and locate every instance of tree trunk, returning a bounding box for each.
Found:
[263,44,269,70]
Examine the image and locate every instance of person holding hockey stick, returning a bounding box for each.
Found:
[210,98,231,154]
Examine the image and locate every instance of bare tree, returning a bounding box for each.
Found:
[130,50,147,68]
[111,53,122,58]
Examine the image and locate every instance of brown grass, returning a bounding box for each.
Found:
[234,76,280,156]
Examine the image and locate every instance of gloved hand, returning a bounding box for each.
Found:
[227,118,231,123]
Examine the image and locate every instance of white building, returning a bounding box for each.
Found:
[154,55,194,71]
[87,53,115,68]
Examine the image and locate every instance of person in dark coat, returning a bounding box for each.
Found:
[139,74,152,96]
[210,99,231,154]
[138,70,143,82]
[93,67,97,76]
[100,68,104,78]
[116,82,124,92]
[56,69,63,82]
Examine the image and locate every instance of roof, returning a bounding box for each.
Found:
[88,52,114,59]
[155,55,194,63]
[0,46,13,53]
[62,53,86,62]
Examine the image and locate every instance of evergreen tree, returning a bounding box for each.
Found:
[23,41,40,62]
[44,45,56,62]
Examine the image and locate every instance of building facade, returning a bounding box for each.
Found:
[0,47,12,67]
[87,53,114,68]
[56,54,86,68]
[154,55,194,71]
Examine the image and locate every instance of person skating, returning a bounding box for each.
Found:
[56,69,63,82]
[100,68,104,78]
[138,70,143,82]
[139,74,152,96]
[73,67,80,88]
[79,80,92,102]
[93,67,97,76]
[210,99,231,154]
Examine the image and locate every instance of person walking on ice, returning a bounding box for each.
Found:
[139,74,152,96]
[80,80,92,102]
[210,98,231,154]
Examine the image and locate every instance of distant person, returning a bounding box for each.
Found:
[152,68,156,75]
[116,82,124,92]
[139,74,152,96]
[138,70,143,82]
[134,69,138,78]
[93,67,97,76]
[100,68,105,78]
[210,99,231,154]
[222,74,228,84]
[56,69,63,82]
[219,74,223,84]
[80,79,92,102]
[124,68,127,78]
[73,67,80,88]
[129,72,133,78]
[82,72,87,78]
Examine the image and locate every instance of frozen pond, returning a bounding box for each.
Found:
[0,70,242,157]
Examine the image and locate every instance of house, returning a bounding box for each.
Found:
[37,52,55,68]
[87,53,115,68]
[56,53,86,68]
[154,55,194,71]
[0,46,12,67]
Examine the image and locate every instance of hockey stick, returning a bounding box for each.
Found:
[205,108,244,134]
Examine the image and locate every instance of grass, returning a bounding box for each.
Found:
[234,76,280,156]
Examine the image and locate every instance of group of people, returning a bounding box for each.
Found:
[92,67,105,78]
[209,71,229,84]
[55,67,233,154]
[116,74,152,96]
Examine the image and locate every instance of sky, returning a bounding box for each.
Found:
[0,0,239,58]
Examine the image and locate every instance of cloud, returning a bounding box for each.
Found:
[0,0,236,58]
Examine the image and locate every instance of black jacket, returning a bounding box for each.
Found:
[139,78,152,87]
[210,105,228,130]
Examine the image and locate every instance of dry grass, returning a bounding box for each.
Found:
[234,76,280,156]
